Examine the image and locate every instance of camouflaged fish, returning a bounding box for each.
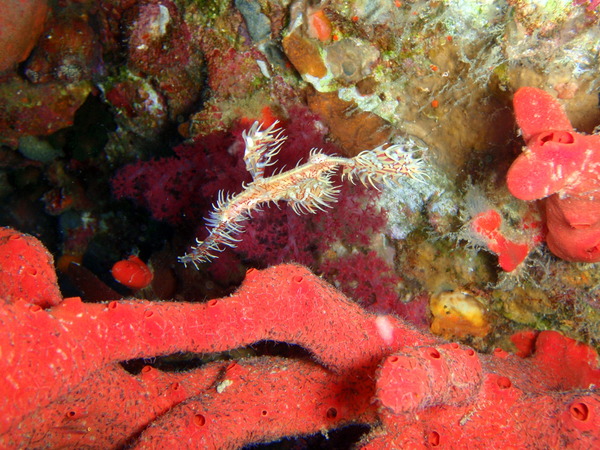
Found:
[179,121,427,268]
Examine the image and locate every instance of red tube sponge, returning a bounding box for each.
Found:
[1,228,599,447]
[512,86,573,142]
[506,87,600,262]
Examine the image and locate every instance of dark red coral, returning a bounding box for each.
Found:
[234,181,386,267]
[111,129,248,224]
[320,249,402,313]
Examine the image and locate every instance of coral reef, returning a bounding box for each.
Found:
[1,2,600,446]
[1,228,599,448]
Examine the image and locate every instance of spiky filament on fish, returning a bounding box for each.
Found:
[179,121,427,267]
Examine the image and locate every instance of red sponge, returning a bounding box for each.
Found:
[512,86,573,142]
[506,87,600,262]
[0,227,62,308]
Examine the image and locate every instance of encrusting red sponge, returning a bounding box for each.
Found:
[111,255,153,290]
[307,8,333,42]
[506,87,600,262]
[470,209,530,272]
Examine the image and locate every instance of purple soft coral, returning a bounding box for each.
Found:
[111,130,247,224]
